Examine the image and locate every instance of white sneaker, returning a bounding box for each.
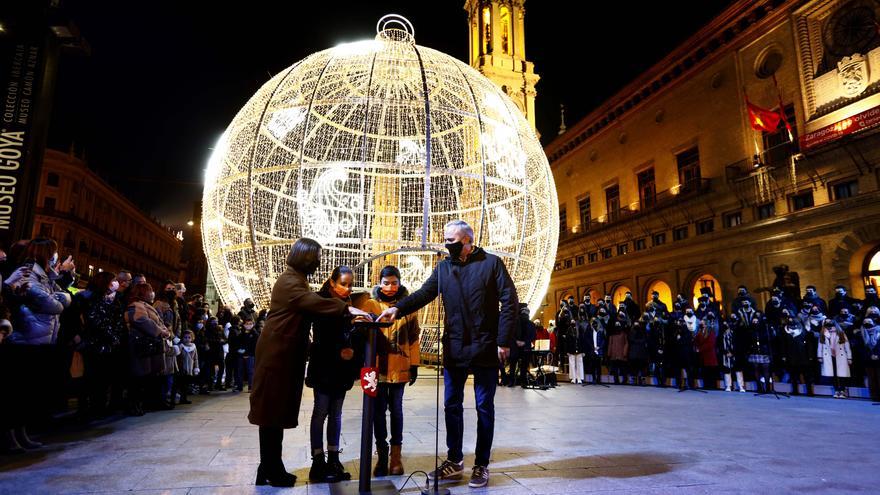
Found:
[739,387,746,393]
[724,386,732,392]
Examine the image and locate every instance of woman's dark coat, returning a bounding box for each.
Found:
[248,267,348,429]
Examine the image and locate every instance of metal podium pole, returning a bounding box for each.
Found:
[331,322,399,495]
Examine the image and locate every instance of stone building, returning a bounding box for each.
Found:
[545,0,880,321]
[32,149,183,287]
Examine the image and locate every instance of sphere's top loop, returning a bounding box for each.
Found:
[376,14,415,43]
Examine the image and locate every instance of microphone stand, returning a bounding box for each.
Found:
[423,251,450,495]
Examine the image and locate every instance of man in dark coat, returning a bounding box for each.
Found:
[732,285,757,314]
[649,291,670,318]
[238,298,258,324]
[622,291,640,322]
[379,220,518,488]
[248,239,369,487]
[829,285,860,317]
[802,285,827,315]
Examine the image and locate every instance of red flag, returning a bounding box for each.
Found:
[746,98,781,132]
[771,75,794,142]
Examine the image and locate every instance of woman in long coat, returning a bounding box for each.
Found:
[248,238,370,487]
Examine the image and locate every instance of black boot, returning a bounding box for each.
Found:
[309,451,328,482]
[256,427,295,487]
[373,445,389,477]
[255,463,296,487]
[326,450,351,483]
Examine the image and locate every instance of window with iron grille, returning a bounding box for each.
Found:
[605,185,620,222]
[761,104,798,167]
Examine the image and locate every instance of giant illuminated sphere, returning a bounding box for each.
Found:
[202,16,558,351]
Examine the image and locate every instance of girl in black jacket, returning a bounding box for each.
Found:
[306,266,361,483]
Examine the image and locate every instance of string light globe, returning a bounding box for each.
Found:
[202,15,559,353]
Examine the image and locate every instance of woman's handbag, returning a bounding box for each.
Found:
[132,331,163,357]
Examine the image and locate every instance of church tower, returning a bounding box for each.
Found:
[464,0,540,133]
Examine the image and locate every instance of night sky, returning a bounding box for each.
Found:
[47,1,731,227]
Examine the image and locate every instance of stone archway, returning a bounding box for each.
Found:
[829,223,880,298]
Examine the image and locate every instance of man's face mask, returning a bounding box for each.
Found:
[836,288,846,296]
[686,310,694,316]
[743,301,751,308]
[568,298,575,306]
[445,241,464,260]
[806,289,816,297]
[738,289,746,297]
[652,294,660,301]
[868,289,877,296]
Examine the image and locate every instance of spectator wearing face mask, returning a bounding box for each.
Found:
[862,287,880,317]
[80,272,127,417]
[781,317,813,396]
[648,291,670,318]
[802,286,827,315]
[124,283,171,416]
[305,266,362,484]
[233,316,258,392]
[174,330,199,405]
[732,286,757,314]
[683,308,698,334]
[239,298,258,325]
[818,319,852,398]
[829,285,859,319]
[606,309,630,384]
[860,317,880,401]
[622,291,640,322]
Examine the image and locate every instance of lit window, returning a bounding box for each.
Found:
[724,211,742,228]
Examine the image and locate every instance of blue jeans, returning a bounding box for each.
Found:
[444,366,498,467]
[235,355,255,389]
[374,382,406,449]
[310,390,346,452]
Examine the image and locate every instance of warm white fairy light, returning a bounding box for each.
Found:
[202,15,559,351]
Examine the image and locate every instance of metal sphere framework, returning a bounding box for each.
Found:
[202,16,559,353]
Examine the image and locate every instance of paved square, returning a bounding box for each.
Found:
[1,378,878,494]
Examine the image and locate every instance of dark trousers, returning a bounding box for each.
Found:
[236,355,255,390]
[84,351,114,413]
[865,366,880,401]
[507,347,529,386]
[585,353,602,383]
[444,366,497,467]
[374,382,406,449]
[310,390,346,452]
[224,352,238,387]
[258,426,285,472]
[787,364,813,394]
[699,365,718,389]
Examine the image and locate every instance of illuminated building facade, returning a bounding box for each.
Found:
[546,0,880,318]
[32,149,183,287]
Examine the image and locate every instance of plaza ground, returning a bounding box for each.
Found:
[1,375,878,494]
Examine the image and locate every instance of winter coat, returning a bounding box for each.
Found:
[248,267,348,429]
[82,291,127,355]
[818,329,852,378]
[153,299,180,337]
[359,286,421,384]
[649,299,670,318]
[205,323,227,360]
[305,288,363,394]
[606,317,629,361]
[693,330,718,367]
[732,295,757,314]
[781,323,811,368]
[861,324,880,368]
[6,264,71,345]
[124,300,169,377]
[583,322,606,357]
[162,336,179,375]
[176,343,199,376]
[748,322,773,357]
[622,298,640,322]
[394,247,518,369]
[719,328,736,370]
[565,318,586,354]
[674,325,695,368]
[627,324,650,363]
[829,295,859,318]
[238,329,258,357]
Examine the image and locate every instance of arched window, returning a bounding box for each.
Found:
[863,246,880,291]
[582,287,601,304]
[500,6,511,54]
[646,280,672,310]
[612,285,633,308]
[692,273,723,308]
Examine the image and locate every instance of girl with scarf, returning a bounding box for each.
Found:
[747,314,774,393]
[306,266,363,483]
[818,319,852,398]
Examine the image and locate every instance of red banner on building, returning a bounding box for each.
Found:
[800,104,880,151]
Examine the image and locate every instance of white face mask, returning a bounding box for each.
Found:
[49,252,59,267]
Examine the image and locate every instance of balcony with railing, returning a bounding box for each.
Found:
[558,178,712,243]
